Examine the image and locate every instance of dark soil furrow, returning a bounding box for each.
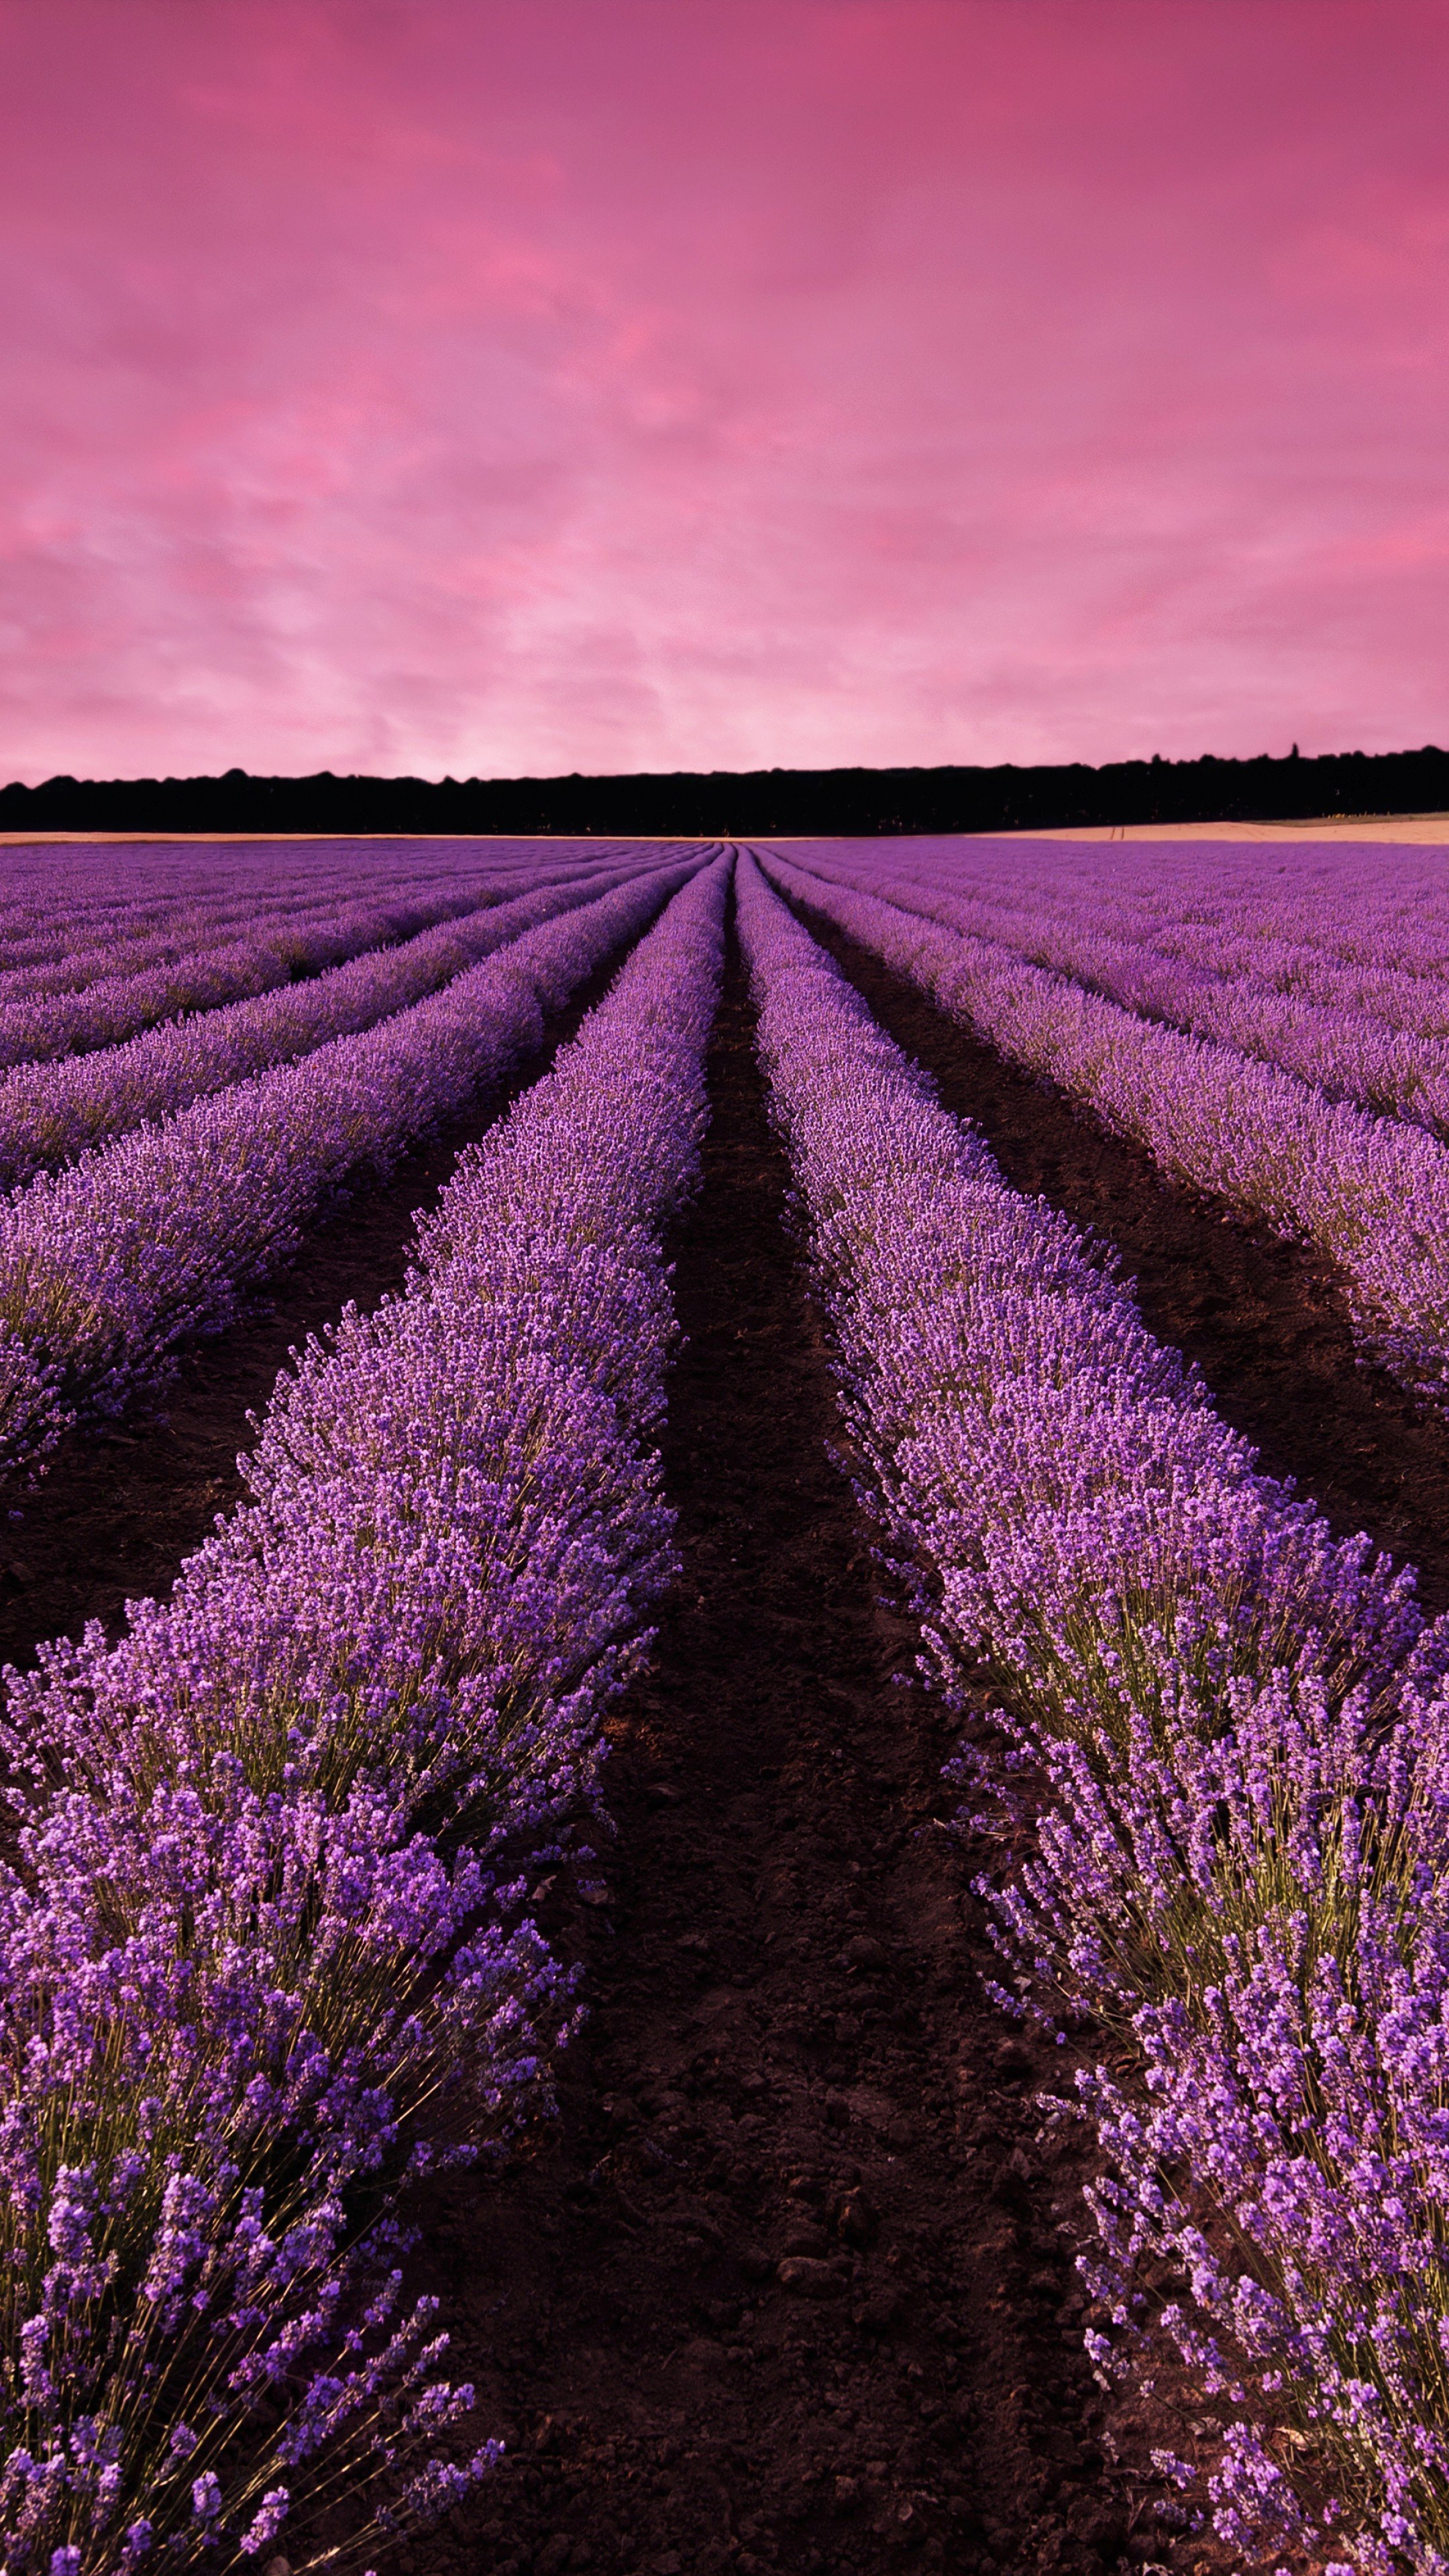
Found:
[794,901,1449,1621]
[426,941,1134,2576]
[0,950,627,1678]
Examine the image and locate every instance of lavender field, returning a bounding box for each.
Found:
[4,833,1449,2576]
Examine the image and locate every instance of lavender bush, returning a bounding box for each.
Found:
[0,839,642,1030]
[0,856,657,1189]
[0,894,309,1008]
[735,854,1449,2571]
[758,849,1449,1419]
[0,840,682,1065]
[789,833,1449,1022]
[0,855,729,2573]
[0,879,309,1002]
[780,840,1449,1138]
[0,884,496,1073]
[0,858,700,1485]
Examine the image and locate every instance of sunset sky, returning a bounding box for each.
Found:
[2,0,1446,783]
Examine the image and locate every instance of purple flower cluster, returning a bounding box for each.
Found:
[0,855,661,1191]
[0,868,336,1006]
[757,849,1449,1417]
[735,855,1449,2571]
[0,856,729,2573]
[0,841,643,1033]
[0,858,700,1487]
[0,892,306,1010]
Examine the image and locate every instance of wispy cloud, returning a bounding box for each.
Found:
[1,0,1445,779]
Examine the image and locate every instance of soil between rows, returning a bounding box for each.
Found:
[796,904,1449,1622]
[421,947,1173,2576]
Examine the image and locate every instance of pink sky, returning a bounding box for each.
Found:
[2,0,1446,782]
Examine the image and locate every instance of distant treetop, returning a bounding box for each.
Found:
[1,745,1446,837]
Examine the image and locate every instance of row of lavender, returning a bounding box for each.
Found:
[0,871,470,1010]
[0,852,673,1191]
[788,837,1449,1135]
[0,888,331,1006]
[0,842,672,1063]
[965,856,1449,1039]
[759,849,1449,1421]
[0,847,489,1008]
[736,853,1449,2572]
[845,833,1449,1004]
[0,857,700,1488]
[0,836,608,973]
[0,856,729,2575]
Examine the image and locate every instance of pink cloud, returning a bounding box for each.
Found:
[1,0,1446,781]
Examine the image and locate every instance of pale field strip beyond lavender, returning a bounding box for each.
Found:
[0,853,678,1189]
[979,811,1449,842]
[0,843,657,1068]
[0,859,729,2570]
[758,849,1449,1417]
[0,855,701,1486]
[736,851,1449,2571]
[785,842,1449,1139]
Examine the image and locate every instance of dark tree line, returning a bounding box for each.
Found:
[2,745,1447,837]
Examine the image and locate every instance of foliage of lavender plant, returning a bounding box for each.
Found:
[0,837,653,956]
[0,855,660,1189]
[0,892,315,1008]
[0,876,287,990]
[755,849,1449,1423]
[0,857,700,1486]
[0,845,633,1038]
[0,873,487,1009]
[0,855,729,2574]
[735,853,1449,2571]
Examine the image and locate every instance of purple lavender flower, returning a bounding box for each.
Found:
[0,853,667,1190]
